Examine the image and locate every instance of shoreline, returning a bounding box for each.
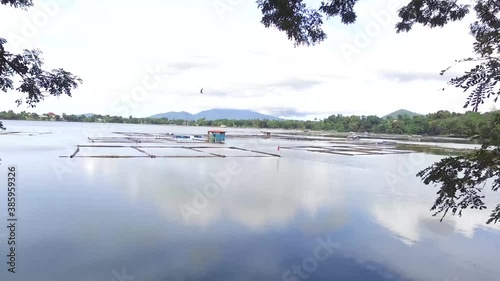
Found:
[0,119,479,144]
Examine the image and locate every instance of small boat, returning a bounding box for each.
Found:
[174,135,190,139]
[191,135,206,141]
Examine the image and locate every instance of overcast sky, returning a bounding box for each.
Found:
[0,0,494,120]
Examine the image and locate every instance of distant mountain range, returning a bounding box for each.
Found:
[383,109,421,119]
[150,109,281,121]
[80,109,421,121]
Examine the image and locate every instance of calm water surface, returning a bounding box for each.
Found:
[0,121,499,281]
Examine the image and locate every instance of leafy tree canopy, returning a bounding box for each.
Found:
[258,0,498,110]
[0,0,82,129]
[256,0,500,224]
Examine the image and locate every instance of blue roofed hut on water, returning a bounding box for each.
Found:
[208,130,226,143]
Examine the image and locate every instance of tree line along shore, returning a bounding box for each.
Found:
[1,110,499,144]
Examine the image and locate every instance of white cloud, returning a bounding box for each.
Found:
[0,0,485,118]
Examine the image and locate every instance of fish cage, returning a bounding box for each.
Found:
[88,132,207,144]
[60,145,282,159]
[0,131,51,136]
[279,144,413,156]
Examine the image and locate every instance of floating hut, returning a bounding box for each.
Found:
[208,130,226,143]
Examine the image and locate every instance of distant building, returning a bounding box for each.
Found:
[45,112,57,121]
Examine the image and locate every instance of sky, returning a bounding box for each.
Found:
[0,0,495,120]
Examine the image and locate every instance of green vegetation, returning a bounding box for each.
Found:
[2,109,499,139]
[0,1,81,130]
[257,0,500,224]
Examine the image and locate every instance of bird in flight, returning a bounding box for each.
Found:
[200,88,204,94]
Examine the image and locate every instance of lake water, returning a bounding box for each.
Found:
[0,121,499,281]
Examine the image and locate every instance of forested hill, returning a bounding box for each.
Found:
[383,109,421,119]
[150,109,280,120]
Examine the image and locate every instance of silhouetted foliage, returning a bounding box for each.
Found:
[258,0,470,44]
[1,0,33,8]
[258,0,500,224]
[417,144,500,224]
[395,0,470,32]
[0,0,82,129]
[416,111,500,224]
[259,0,498,109]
